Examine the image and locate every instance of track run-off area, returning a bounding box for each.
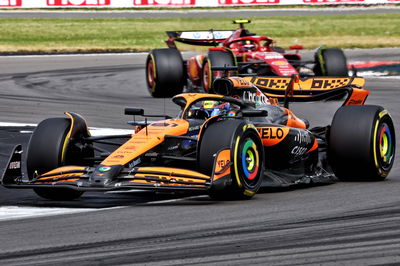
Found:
[0,49,399,265]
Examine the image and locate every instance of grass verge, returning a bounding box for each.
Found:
[0,14,399,53]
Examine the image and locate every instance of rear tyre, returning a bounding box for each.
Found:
[199,120,263,200]
[328,105,395,181]
[202,50,236,93]
[27,118,90,200]
[314,48,348,76]
[146,49,184,97]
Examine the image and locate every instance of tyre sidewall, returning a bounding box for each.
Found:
[146,49,184,97]
[27,118,71,178]
[230,123,264,197]
[329,105,395,180]
[202,50,235,93]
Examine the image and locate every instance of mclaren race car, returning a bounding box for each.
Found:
[1,75,395,201]
[146,19,349,97]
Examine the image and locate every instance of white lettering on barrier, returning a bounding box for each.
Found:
[1,0,394,8]
[47,0,109,5]
[133,0,194,5]
[303,0,363,2]
[218,0,280,4]
[0,0,21,6]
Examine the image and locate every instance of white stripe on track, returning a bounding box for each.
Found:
[0,121,134,135]
[0,206,98,222]
[0,122,134,221]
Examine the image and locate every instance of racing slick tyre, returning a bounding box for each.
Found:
[199,119,264,200]
[328,105,395,181]
[146,48,185,98]
[27,118,92,200]
[314,48,348,77]
[202,50,236,93]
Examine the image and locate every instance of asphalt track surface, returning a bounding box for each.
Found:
[0,49,399,265]
[0,6,400,19]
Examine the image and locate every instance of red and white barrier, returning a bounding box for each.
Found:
[0,0,396,8]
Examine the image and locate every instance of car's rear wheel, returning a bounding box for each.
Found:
[146,48,185,97]
[202,50,236,93]
[314,48,348,76]
[27,117,92,200]
[199,120,263,200]
[328,105,395,181]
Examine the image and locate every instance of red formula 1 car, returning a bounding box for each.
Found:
[146,19,349,97]
[1,75,395,201]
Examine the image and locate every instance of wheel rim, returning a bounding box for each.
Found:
[147,58,155,88]
[240,138,260,182]
[377,122,394,170]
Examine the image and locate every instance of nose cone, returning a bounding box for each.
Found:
[89,165,123,187]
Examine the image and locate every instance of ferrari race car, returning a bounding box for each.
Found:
[146,19,349,97]
[1,75,395,201]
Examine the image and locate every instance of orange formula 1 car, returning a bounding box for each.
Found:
[1,75,395,200]
[146,20,348,97]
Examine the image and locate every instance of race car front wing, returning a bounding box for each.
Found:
[1,145,231,193]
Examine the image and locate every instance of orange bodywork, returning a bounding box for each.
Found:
[257,126,290,146]
[101,119,190,166]
[129,167,210,187]
[285,109,307,129]
[39,166,86,180]
[344,87,370,106]
[213,149,231,181]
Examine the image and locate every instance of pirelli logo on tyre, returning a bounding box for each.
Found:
[47,0,110,6]
[0,0,22,6]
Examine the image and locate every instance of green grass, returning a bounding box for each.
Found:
[0,14,399,53]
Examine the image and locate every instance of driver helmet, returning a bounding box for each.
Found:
[240,40,256,52]
[202,101,231,117]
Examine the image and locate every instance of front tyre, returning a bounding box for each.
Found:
[27,117,88,200]
[146,49,184,97]
[199,120,263,200]
[328,105,395,181]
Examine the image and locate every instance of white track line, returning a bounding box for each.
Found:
[0,206,98,222]
[0,121,134,135]
[144,195,208,205]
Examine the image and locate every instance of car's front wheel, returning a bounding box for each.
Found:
[27,117,92,200]
[199,119,264,200]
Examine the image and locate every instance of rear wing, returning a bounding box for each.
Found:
[211,66,369,108]
[166,30,234,48]
[243,75,369,107]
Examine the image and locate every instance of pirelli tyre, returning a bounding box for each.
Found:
[27,117,92,200]
[202,50,236,93]
[199,119,263,200]
[314,48,348,77]
[146,48,185,97]
[328,105,395,181]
